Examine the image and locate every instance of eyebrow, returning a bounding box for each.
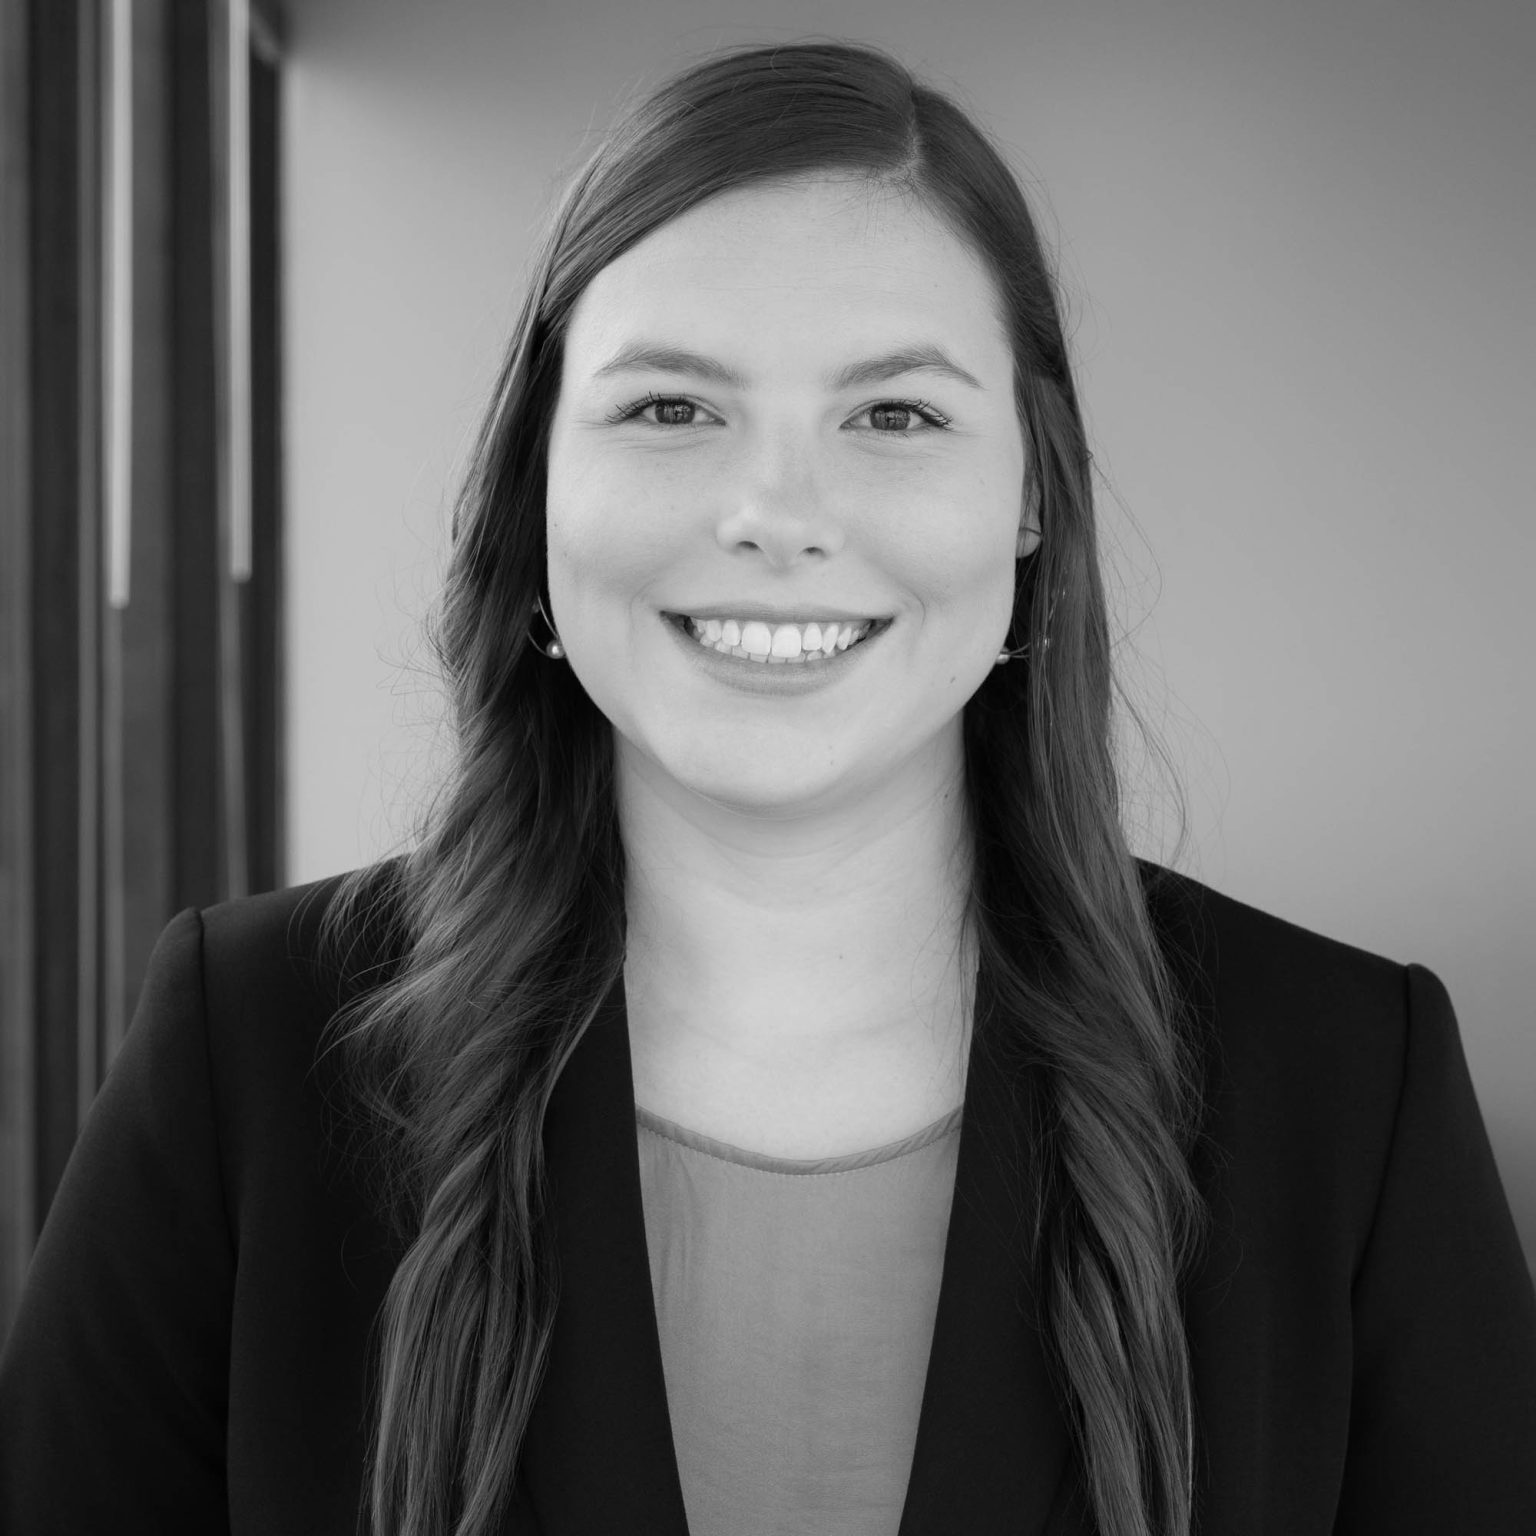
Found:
[590,340,985,392]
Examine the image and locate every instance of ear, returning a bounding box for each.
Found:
[1016,499,1042,560]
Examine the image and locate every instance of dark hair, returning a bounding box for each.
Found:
[316,38,1203,1536]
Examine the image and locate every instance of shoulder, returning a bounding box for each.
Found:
[186,851,410,1062]
[194,854,409,1007]
[1136,858,1408,999]
[1135,861,1457,1257]
[1136,859,1418,1064]
[156,858,410,1206]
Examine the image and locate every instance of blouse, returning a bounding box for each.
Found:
[636,1103,963,1535]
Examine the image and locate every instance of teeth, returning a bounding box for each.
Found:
[770,625,801,659]
[681,616,876,663]
[740,621,773,658]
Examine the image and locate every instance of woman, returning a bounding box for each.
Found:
[2,39,1533,1536]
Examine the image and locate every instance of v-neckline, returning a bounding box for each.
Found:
[517,967,1078,1535]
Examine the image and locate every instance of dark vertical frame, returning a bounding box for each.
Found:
[26,0,97,1235]
[114,0,176,1060]
[170,0,224,908]
[0,0,285,1341]
[0,0,34,1329]
[247,39,285,896]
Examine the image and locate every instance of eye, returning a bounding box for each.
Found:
[604,393,716,427]
[849,399,952,434]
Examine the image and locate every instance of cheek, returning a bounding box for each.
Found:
[883,469,1021,618]
[546,456,658,608]
[548,427,702,552]
[545,440,610,559]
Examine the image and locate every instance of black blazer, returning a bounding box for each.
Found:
[3,862,1534,1534]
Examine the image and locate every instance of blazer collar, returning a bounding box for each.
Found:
[519,970,1078,1534]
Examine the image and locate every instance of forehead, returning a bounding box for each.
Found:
[561,177,1012,379]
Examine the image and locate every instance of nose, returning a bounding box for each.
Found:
[714,433,846,567]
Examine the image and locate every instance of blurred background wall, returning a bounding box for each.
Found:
[281,0,1535,1262]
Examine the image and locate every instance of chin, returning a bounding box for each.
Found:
[620,726,847,817]
[675,756,849,818]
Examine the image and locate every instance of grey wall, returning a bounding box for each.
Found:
[283,0,1535,1261]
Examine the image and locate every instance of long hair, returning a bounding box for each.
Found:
[315,39,1204,1536]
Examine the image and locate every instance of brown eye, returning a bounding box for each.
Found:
[605,394,713,427]
[652,399,696,425]
[869,404,915,431]
[853,399,949,433]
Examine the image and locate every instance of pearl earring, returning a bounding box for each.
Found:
[531,593,565,661]
[995,559,1062,666]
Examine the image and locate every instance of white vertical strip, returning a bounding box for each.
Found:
[219,0,249,897]
[227,0,251,582]
[77,7,104,1128]
[100,0,132,1074]
[105,0,133,608]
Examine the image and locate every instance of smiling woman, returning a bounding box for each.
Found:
[547,177,1030,818]
[2,36,1534,1536]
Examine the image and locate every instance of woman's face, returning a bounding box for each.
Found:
[546,176,1032,818]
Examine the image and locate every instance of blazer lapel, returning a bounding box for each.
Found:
[519,966,1077,1536]
[517,971,691,1534]
[898,977,1076,1535]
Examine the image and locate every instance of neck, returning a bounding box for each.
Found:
[617,731,977,1086]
